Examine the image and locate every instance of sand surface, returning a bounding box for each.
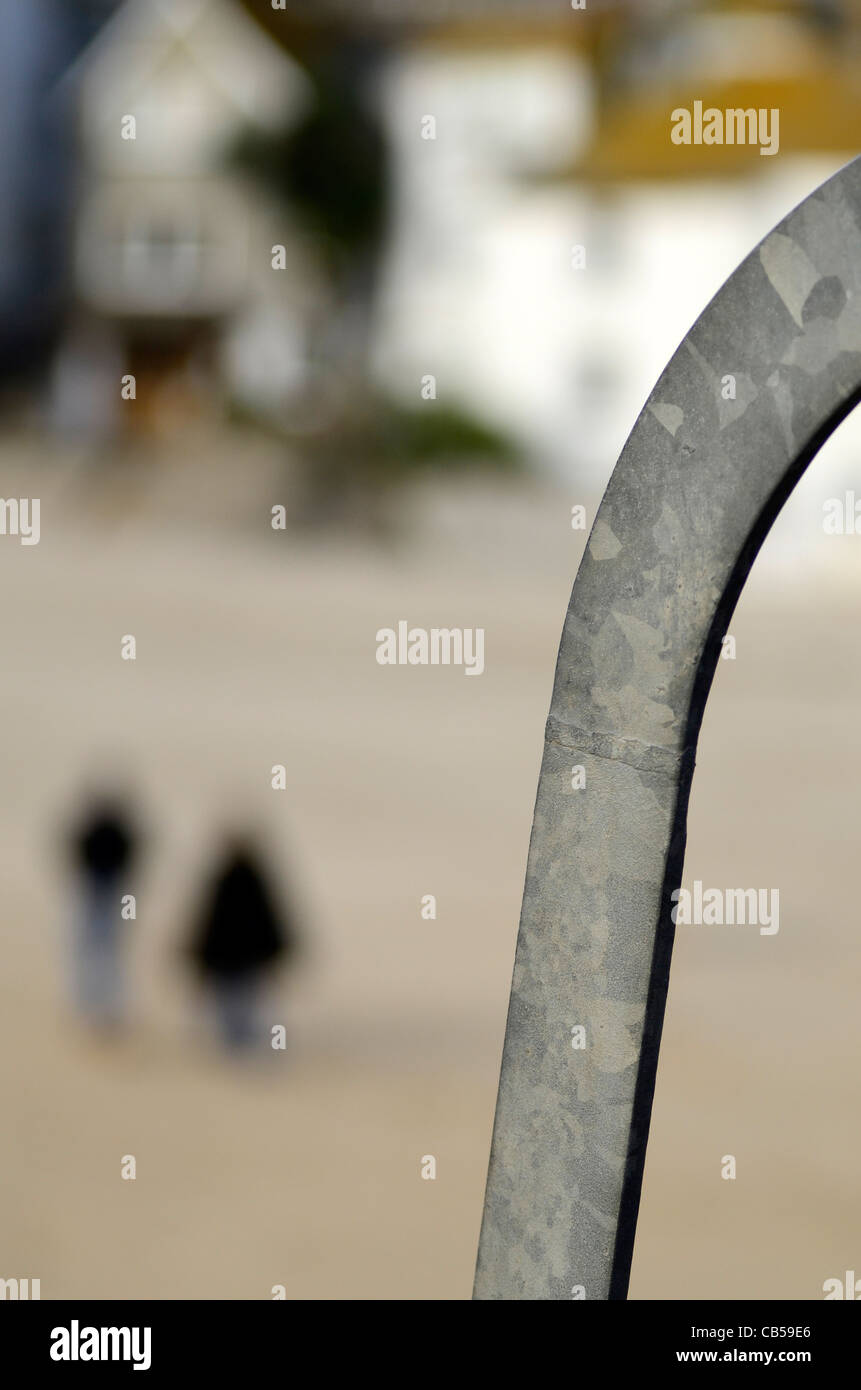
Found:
[0,432,859,1299]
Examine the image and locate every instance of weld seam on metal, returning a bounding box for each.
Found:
[544,715,693,778]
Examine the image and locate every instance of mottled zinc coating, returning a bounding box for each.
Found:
[474,157,861,1300]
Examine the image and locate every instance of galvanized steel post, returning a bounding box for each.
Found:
[474,156,861,1300]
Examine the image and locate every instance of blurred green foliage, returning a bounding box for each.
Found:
[228,52,389,284]
[227,49,522,519]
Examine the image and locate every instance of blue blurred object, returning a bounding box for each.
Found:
[0,0,118,378]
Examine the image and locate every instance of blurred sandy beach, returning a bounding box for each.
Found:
[0,433,860,1300]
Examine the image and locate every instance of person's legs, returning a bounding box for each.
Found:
[212,976,259,1049]
[72,882,124,1028]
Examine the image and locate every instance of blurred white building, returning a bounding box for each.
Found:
[375,25,856,518]
[56,0,312,437]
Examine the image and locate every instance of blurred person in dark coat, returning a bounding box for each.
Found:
[67,795,139,1032]
[188,839,295,1051]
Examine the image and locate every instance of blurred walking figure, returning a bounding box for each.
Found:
[68,796,139,1032]
[188,839,293,1051]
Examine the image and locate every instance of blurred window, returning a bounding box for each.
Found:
[123,215,202,293]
